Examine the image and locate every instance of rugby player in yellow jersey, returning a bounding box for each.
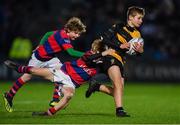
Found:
[86,6,145,117]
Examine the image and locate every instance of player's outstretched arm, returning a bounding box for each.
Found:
[66,48,84,57]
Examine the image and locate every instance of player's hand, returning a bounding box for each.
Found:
[120,43,130,50]
[133,42,144,53]
[102,49,115,56]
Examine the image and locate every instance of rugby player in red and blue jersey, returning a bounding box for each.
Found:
[3,17,86,112]
[4,39,115,116]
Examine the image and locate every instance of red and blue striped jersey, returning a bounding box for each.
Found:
[34,29,73,61]
[61,51,102,87]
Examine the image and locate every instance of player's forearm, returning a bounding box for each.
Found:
[66,48,85,57]
[87,49,115,61]
[86,53,102,61]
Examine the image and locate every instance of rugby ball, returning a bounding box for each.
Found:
[126,37,144,55]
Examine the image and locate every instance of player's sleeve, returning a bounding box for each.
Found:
[39,31,54,45]
[66,48,85,57]
[102,38,123,51]
[101,23,124,51]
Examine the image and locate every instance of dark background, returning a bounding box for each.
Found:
[0,0,180,82]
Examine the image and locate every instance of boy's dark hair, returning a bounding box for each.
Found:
[127,6,145,18]
[64,17,86,33]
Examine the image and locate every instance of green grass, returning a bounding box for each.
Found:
[0,81,180,124]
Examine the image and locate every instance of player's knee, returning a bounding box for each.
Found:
[30,68,37,74]
[64,91,74,100]
[21,74,32,81]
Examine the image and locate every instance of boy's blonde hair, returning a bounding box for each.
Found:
[64,17,86,34]
[91,39,105,53]
[127,6,145,19]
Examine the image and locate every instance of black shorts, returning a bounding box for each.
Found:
[102,56,124,78]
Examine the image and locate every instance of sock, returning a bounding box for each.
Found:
[17,66,32,73]
[7,78,25,99]
[47,107,56,116]
[52,83,60,102]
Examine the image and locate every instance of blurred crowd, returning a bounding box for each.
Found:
[0,0,180,61]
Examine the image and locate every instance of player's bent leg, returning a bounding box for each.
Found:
[56,87,74,109]
[35,87,75,116]
[4,60,52,80]
[47,87,75,116]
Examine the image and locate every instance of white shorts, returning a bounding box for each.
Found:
[28,53,62,69]
[49,68,76,89]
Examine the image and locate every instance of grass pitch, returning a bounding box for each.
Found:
[0,81,180,124]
